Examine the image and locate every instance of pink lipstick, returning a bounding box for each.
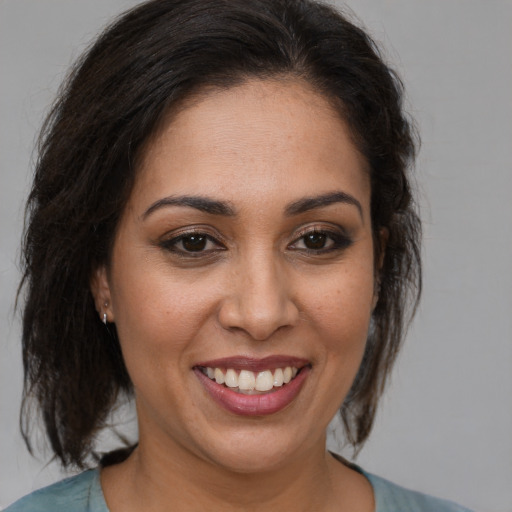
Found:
[194,356,310,416]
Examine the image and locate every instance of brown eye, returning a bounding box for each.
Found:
[303,232,327,249]
[181,234,207,252]
[289,228,352,254]
[160,231,225,257]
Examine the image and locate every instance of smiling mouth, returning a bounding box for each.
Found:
[198,366,307,394]
[194,357,311,415]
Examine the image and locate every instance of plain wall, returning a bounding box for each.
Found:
[1,1,511,511]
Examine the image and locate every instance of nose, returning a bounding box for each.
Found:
[217,253,300,341]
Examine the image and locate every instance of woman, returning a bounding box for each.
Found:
[7,0,472,510]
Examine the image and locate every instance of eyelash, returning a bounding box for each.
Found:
[159,229,224,258]
[158,226,352,258]
[288,227,353,254]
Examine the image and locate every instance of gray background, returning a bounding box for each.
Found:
[1,1,511,511]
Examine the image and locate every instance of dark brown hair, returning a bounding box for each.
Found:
[19,0,421,468]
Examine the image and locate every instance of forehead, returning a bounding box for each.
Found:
[132,78,370,216]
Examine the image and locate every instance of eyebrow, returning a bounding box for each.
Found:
[142,190,363,220]
[142,195,236,219]
[285,191,363,218]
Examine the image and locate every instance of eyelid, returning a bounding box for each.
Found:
[291,222,349,241]
[288,223,353,252]
[159,225,224,241]
[158,226,226,255]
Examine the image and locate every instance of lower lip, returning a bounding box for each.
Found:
[194,367,310,416]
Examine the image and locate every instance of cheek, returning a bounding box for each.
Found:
[308,262,374,327]
[111,262,222,363]
[305,263,374,370]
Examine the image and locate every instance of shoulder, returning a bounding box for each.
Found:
[364,471,474,512]
[4,469,108,512]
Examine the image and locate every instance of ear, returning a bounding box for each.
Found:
[373,227,389,309]
[90,265,115,323]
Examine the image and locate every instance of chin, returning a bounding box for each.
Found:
[194,422,320,475]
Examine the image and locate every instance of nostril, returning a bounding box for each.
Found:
[217,301,298,341]
[217,284,300,339]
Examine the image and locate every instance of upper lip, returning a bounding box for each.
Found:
[194,355,310,372]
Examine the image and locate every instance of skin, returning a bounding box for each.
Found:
[92,78,377,512]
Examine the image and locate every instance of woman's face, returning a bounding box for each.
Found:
[96,79,377,472]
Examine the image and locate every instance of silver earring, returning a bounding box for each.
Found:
[102,302,108,324]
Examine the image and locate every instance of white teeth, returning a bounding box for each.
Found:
[255,370,274,391]
[225,368,238,388]
[214,368,225,385]
[238,370,256,390]
[205,365,302,392]
[273,368,284,387]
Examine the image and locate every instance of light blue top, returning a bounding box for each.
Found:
[5,467,474,511]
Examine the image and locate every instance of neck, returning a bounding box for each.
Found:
[144,441,333,511]
[101,436,359,512]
